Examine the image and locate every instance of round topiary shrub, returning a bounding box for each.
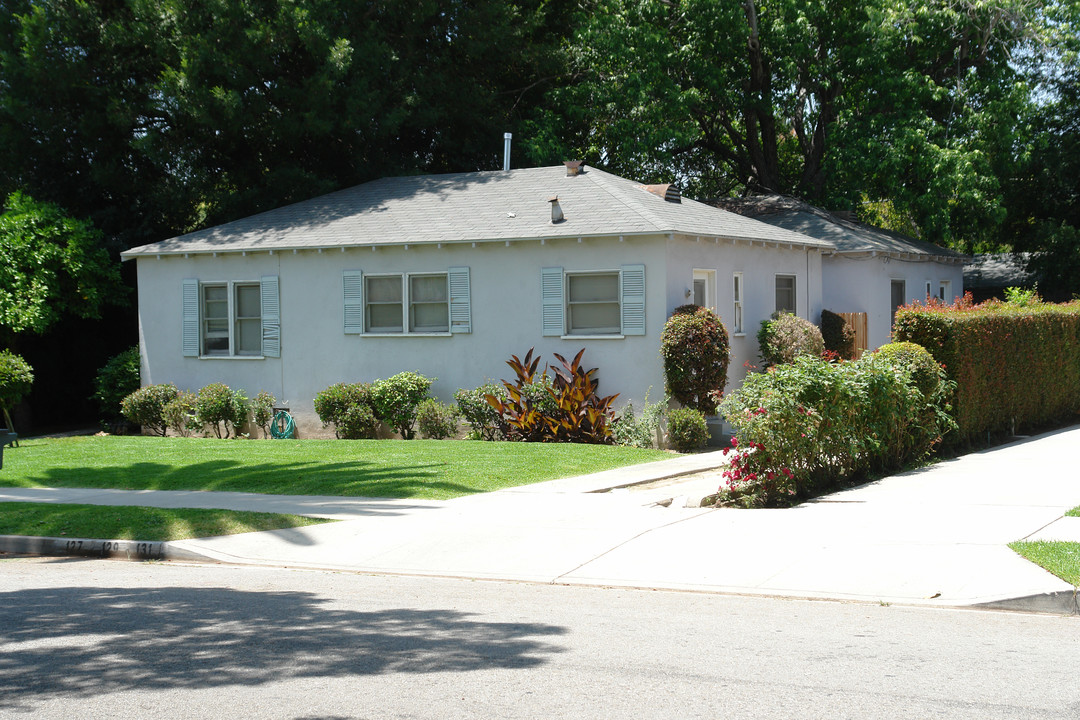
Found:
[758,312,826,366]
[120,383,180,436]
[873,341,941,396]
[667,407,710,452]
[162,390,198,437]
[660,305,730,414]
[338,403,378,440]
[0,350,34,416]
[314,382,377,439]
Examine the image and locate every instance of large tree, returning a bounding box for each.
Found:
[535,0,1054,250]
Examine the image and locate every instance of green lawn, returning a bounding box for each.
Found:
[0,435,671,500]
[1010,540,1080,586]
[0,501,330,542]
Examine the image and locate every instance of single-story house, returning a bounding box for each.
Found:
[713,195,966,352]
[963,252,1036,303]
[122,163,838,436]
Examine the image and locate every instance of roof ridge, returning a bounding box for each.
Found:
[583,167,671,232]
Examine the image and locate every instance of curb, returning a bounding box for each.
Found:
[0,534,220,564]
[974,589,1079,616]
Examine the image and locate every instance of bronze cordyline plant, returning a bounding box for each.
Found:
[485,347,618,443]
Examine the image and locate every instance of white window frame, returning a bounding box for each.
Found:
[938,280,951,303]
[925,281,933,301]
[732,272,744,334]
[775,274,797,315]
[363,272,450,336]
[201,281,262,357]
[541,265,645,338]
[692,269,715,310]
[566,270,622,336]
[891,279,906,323]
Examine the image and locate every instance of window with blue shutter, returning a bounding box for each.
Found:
[260,275,280,357]
[448,266,471,333]
[182,278,200,357]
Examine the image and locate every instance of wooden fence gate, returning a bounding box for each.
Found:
[838,312,869,358]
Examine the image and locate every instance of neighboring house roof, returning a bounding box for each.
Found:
[711,195,966,263]
[122,165,832,258]
[963,252,1036,289]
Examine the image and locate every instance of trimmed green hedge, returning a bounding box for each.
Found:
[894,299,1080,441]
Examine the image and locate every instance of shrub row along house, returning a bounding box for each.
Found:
[122,163,964,436]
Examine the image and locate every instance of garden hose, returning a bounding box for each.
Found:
[270,409,296,439]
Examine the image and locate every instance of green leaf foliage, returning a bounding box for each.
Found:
[757,312,825,367]
[193,383,249,439]
[313,382,377,439]
[92,346,140,422]
[251,390,276,439]
[660,305,730,414]
[416,399,461,440]
[0,192,124,335]
[666,407,709,453]
[893,295,1080,442]
[120,383,180,437]
[720,353,955,506]
[454,383,507,441]
[370,372,434,440]
[0,349,33,412]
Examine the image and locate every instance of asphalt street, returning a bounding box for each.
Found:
[2,557,1078,719]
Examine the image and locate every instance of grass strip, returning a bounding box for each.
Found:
[0,435,671,500]
[0,501,331,542]
[1009,541,1080,586]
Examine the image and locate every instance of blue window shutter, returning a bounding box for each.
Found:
[182,278,199,357]
[541,267,564,336]
[343,270,364,334]
[448,266,471,334]
[260,275,280,357]
[620,264,646,335]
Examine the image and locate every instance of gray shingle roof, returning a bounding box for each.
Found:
[711,195,965,261]
[122,165,832,258]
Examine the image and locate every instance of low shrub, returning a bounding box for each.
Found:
[120,383,179,437]
[194,383,248,438]
[162,391,198,437]
[416,399,461,439]
[251,391,276,438]
[757,312,825,367]
[660,305,730,414]
[455,383,507,440]
[92,346,140,423]
[820,310,855,360]
[485,348,618,443]
[894,295,1080,442]
[338,403,378,440]
[0,350,33,415]
[611,392,666,448]
[371,371,434,439]
[719,354,955,506]
[667,407,709,452]
[314,382,377,439]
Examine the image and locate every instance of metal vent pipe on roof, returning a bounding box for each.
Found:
[549,195,564,223]
[503,133,512,171]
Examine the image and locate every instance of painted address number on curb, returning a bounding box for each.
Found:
[61,539,165,560]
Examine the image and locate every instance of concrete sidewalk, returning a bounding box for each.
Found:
[3,430,1079,614]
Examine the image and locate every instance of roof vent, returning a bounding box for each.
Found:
[644,183,681,203]
[549,195,565,223]
[564,160,583,177]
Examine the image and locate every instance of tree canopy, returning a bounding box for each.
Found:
[0,0,1076,284]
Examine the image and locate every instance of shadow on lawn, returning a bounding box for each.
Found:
[0,581,567,712]
[19,459,480,499]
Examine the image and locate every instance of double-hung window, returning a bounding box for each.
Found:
[732,272,744,333]
[343,268,471,335]
[775,275,796,314]
[541,265,646,337]
[567,272,621,335]
[182,277,280,358]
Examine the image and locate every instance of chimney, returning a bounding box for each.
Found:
[503,133,512,172]
[564,160,583,177]
[549,196,564,223]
